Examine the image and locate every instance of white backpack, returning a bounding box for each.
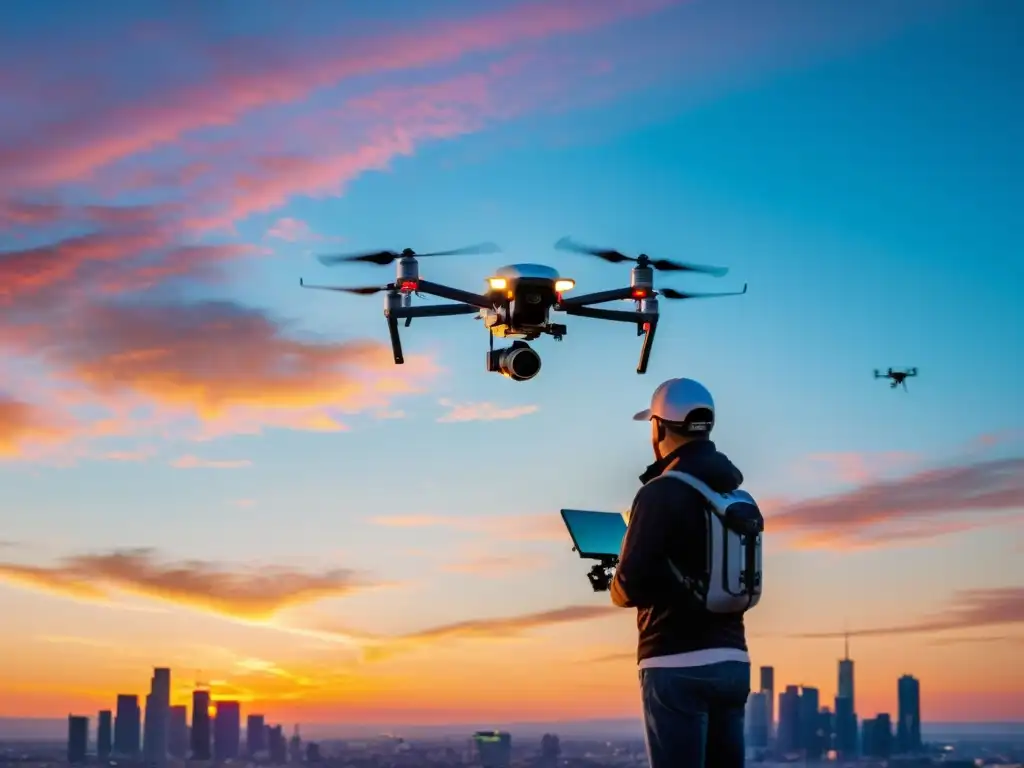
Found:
[655,470,764,613]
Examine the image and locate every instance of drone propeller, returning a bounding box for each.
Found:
[299,279,388,295]
[659,284,748,300]
[555,236,729,277]
[317,242,501,267]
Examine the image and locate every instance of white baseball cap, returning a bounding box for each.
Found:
[633,377,715,433]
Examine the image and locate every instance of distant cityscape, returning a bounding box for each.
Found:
[0,639,1020,767]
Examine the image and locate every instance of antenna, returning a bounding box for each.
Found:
[843,625,850,661]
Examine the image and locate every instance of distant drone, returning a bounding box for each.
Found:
[299,237,747,381]
[874,367,918,391]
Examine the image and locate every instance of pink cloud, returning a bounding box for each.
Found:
[169,455,252,470]
[266,218,320,242]
[436,399,539,423]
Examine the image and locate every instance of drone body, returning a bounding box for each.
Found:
[875,367,918,391]
[300,239,748,381]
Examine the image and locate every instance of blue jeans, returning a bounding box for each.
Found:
[640,661,750,768]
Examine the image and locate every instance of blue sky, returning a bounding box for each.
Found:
[0,0,1021,723]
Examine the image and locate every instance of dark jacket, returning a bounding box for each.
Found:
[610,439,747,663]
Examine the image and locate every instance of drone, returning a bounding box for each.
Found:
[299,237,747,381]
[874,367,918,390]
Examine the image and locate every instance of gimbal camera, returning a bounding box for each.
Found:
[586,556,618,592]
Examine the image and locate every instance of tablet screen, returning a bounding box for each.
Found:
[560,509,627,559]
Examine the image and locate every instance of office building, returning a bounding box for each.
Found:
[68,715,89,764]
[473,730,511,768]
[114,694,141,755]
[289,725,303,763]
[746,691,770,749]
[759,666,775,739]
[267,724,287,764]
[247,714,266,756]
[838,635,855,709]
[863,713,893,759]
[168,705,188,758]
[540,733,560,767]
[799,686,822,759]
[897,674,922,753]
[97,710,112,760]
[834,694,858,758]
[143,668,171,768]
[306,742,321,762]
[214,700,241,760]
[191,689,211,760]
[777,686,801,754]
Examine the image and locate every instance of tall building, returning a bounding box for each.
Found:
[777,686,801,754]
[267,724,287,764]
[799,686,822,759]
[540,733,560,767]
[114,694,141,755]
[863,714,893,759]
[759,666,775,739]
[246,714,266,756]
[834,695,858,758]
[168,705,188,758]
[746,691,770,749]
[838,634,855,708]
[97,710,113,760]
[191,689,211,760]
[897,675,922,753]
[143,668,171,768]
[473,731,511,768]
[289,725,303,763]
[68,715,89,764]
[214,700,241,760]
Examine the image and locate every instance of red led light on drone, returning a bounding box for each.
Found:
[400,280,418,291]
[632,288,648,298]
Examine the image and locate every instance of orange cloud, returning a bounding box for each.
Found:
[0,394,71,457]
[799,450,920,484]
[436,399,539,423]
[170,455,252,470]
[795,587,1024,640]
[770,455,1024,549]
[0,548,371,622]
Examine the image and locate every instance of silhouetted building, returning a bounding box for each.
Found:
[473,730,511,768]
[246,714,266,756]
[540,733,560,767]
[817,707,834,755]
[289,725,303,763]
[191,689,211,760]
[168,705,188,758]
[143,668,171,768]
[114,694,141,755]
[746,691,770,749]
[777,686,801,754]
[863,713,893,759]
[214,700,241,760]
[897,674,922,754]
[834,694,858,758]
[759,666,775,740]
[799,686,822,758]
[267,724,287,764]
[68,715,88,764]
[97,710,112,760]
[306,742,321,762]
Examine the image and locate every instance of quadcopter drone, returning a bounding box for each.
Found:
[299,237,747,381]
[874,367,918,391]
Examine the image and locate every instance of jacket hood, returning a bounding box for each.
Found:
[639,438,743,492]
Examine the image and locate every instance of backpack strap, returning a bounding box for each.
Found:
[657,469,718,501]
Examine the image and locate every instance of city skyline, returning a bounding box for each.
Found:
[1,0,1022,727]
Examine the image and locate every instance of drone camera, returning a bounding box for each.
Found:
[487,340,542,381]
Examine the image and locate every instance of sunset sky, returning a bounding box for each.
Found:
[1,0,1022,728]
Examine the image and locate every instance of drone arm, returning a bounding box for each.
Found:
[561,305,653,324]
[385,316,404,365]
[415,279,493,309]
[637,318,658,375]
[388,304,481,319]
[558,287,639,308]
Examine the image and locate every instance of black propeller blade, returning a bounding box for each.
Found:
[299,278,388,295]
[317,242,500,267]
[659,284,748,300]
[555,236,729,277]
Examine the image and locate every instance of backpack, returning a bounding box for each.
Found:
[656,470,764,613]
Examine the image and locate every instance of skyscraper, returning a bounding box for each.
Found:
[68,715,89,764]
[835,633,858,757]
[799,686,822,759]
[777,686,801,754]
[191,689,211,760]
[897,675,922,753]
[746,691,770,749]
[97,710,112,760]
[473,731,511,768]
[168,705,188,758]
[863,713,893,758]
[114,694,141,755]
[759,666,775,739]
[143,668,171,768]
[540,733,560,767]
[267,724,287,764]
[247,714,266,756]
[214,701,241,760]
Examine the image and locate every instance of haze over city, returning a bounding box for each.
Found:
[0,0,1021,747]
